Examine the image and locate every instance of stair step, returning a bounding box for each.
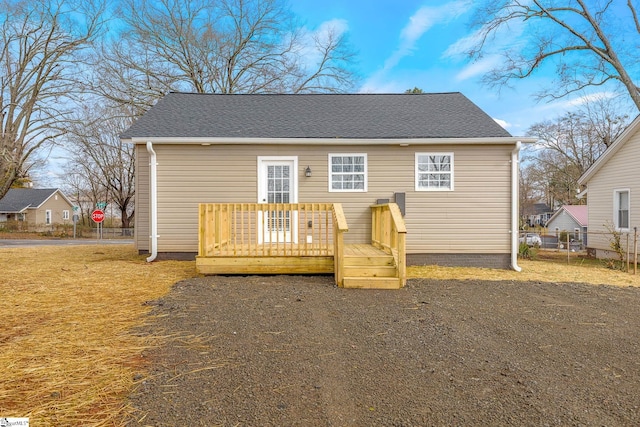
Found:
[343,255,395,266]
[342,277,402,289]
[343,265,397,278]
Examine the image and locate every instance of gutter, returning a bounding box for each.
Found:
[146,141,158,262]
[511,141,522,272]
[128,136,538,146]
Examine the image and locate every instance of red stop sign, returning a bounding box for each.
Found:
[91,209,105,223]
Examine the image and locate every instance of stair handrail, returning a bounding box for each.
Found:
[371,203,407,287]
[332,203,349,287]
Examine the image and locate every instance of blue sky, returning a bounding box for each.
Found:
[291,0,610,137]
[40,0,627,186]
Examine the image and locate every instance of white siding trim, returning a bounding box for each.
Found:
[257,156,299,203]
[613,188,631,231]
[328,153,368,193]
[415,152,454,191]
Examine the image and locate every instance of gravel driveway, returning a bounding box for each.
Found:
[127,276,640,426]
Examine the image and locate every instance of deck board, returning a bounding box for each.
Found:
[207,243,334,257]
[344,244,388,257]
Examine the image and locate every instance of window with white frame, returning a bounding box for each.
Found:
[63,210,70,220]
[329,153,367,192]
[415,153,454,191]
[45,210,52,225]
[614,189,630,230]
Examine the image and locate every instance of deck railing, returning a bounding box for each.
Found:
[332,203,349,286]
[371,203,407,286]
[198,203,338,257]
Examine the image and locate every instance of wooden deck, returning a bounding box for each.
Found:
[196,202,406,289]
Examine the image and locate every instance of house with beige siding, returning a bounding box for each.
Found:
[0,188,73,228]
[578,115,640,258]
[121,92,534,287]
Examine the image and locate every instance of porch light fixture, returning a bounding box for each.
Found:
[305,166,312,177]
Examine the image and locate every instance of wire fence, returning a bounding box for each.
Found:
[89,227,134,239]
[520,228,639,273]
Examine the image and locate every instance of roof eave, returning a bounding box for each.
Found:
[125,136,536,145]
[578,114,640,185]
[33,189,73,209]
[0,206,29,214]
[548,206,588,228]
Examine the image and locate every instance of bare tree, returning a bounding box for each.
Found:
[63,164,105,226]
[522,97,629,207]
[89,0,357,111]
[469,1,640,110]
[64,102,135,228]
[519,163,544,219]
[0,0,104,199]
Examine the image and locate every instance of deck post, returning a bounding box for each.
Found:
[332,203,348,287]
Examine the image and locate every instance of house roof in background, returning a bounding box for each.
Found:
[120,92,514,141]
[0,188,70,213]
[548,205,588,227]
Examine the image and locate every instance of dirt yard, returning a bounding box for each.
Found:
[126,275,640,426]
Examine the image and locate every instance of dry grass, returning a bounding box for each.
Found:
[0,244,196,426]
[1,245,638,426]
[409,250,640,287]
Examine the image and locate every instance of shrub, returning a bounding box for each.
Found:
[603,221,626,270]
[519,242,537,260]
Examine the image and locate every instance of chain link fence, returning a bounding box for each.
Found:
[520,228,639,273]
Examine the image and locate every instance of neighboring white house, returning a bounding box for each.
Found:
[578,115,640,258]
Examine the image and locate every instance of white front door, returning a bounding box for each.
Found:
[258,157,298,243]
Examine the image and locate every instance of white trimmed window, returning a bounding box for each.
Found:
[63,210,70,220]
[329,153,367,192]
[45,210,52,225]
[614,189,630,230]
[415,153,454,191]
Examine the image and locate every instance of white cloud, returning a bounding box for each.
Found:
[316,18,349,43]
[565,91,617,107]
[443,5,528,61]
[358,70,405,93]
[442,27,484,59]
[383,1,471,71]
[400,7,436,45]
[361,1,471,92]
[493,118,511,129]
[297,19,349,68]
[455,55,501,81]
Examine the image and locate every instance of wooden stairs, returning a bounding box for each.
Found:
[341,244,403,289]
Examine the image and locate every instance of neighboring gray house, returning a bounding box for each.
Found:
[121,92,534,270]
[524,202,554,227]
[578,115,640,258]
[0,188,73,227]
[546,205,588,245]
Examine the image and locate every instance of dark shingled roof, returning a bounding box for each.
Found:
[0,188,62,213]
[121,92,511,140]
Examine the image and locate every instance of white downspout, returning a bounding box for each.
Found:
[146,141,158,262]
[511,141,522,272]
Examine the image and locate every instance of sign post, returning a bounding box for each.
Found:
[91,209,105,241]
[72,206,79,239]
